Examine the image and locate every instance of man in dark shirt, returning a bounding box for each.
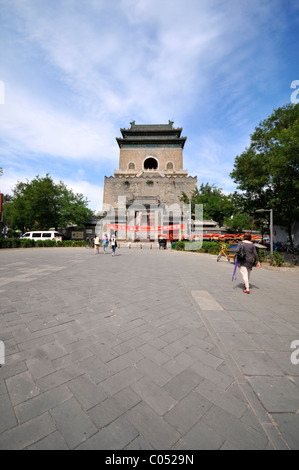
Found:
[237,233,261,294]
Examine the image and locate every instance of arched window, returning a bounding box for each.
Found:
[166,162,174,170]
[128,162,136,170]
[144,157,158,170]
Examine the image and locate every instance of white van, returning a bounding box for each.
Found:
[21,231,62,241]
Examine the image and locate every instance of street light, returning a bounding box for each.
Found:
[256,208,273,255]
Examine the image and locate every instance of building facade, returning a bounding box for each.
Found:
[102,121,198,241]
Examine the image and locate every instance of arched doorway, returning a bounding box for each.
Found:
[144,157,158,170]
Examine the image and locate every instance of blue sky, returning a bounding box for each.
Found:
[0,0,298,212]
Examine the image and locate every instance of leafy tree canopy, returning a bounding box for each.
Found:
[230,103,299,240]
[3,174,93,231]
[223,213,253,233]
[180,183,235,226]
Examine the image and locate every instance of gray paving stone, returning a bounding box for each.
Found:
[27,430,69,450]
[202,405,269,450]
[163,351,196,375]
[36,365,83,392]
[250,333,291,351]
[86,397,123,429]
[248,376,299,413]
[174,420,224,450]
[189,360,234,390]
[50,397,97,449]
[67,374,107,410]
[164,390,212,435]
[125,435,154,450]
[0,360,28,381]
[196,379,248,418]
[272,414,299,450]
[125,402,181,449]
[51,348,93,370]
[137,343,170,366]
[231,350,285,376]
[131,377,176,415]
[99,366,144,396]
[78,355,113,384]
[14,384,72,424]
[0,248,298,449]
[106,349,144,373]
[163,368,203,400]
[0,393,18,433]
[134,357,173,387]
[0,412,56,450]
[26,356,55,379]
[186,345,224,368]
[6,370,40,406]
[217,332,260,351]
[76,416,139,450]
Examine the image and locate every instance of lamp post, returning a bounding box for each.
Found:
[256,208,273,255]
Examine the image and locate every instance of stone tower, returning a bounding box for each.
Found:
[103,121,197,241]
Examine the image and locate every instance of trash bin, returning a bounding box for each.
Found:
[171,239,179,249]
[158,238,167,249]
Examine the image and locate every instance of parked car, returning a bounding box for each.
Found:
[21,231,63,241]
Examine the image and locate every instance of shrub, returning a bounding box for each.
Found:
[20,239,35,248]
[0,238,88,248]
[269,251,285,267]
[42,240,56,247]
[174,240,228,255]
[258,249,267,262]
[174,241,187,251]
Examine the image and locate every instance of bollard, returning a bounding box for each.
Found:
[140,244,142,249]
[150,244,152,249]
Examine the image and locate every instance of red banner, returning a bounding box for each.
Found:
[0,193,3,213]
[107,223,185,232]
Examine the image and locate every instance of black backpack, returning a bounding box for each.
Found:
[237,242,246,261]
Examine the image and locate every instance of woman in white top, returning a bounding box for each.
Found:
[111,234,117,256]
[94,236,100,254]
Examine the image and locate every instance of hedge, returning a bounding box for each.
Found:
[174,241,228,254]
[0,239,88,248]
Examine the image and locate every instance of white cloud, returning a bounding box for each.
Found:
[0,85,117,160]
[0,167,103,212]
[0,0,298,204]
[63,179,103,213]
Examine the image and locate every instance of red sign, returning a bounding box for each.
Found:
[107,223,185,232]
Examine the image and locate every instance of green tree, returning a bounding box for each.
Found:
[4,174,93,231]
[223,213,252,233]
[231,103,299,244]
[181,183,234,225]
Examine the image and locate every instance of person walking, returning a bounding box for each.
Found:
[237,232,260,294]
[111,233,117,256]
[102,234,109,254]
[94,235,100,254]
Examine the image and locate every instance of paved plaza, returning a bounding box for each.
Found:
[0,245,299,450]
